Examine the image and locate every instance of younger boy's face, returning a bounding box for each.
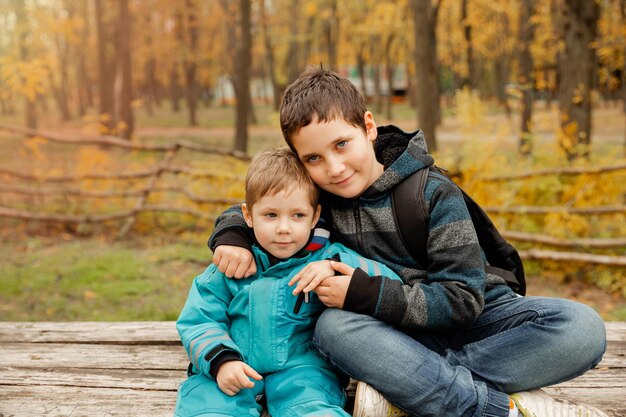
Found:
[242,185,321,259]
[292,112,384,199]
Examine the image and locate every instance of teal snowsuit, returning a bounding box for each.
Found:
[174,240,401,417]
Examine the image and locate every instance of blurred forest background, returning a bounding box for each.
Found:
[0,0,625,322]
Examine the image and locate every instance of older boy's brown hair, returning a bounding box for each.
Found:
[280,66,367,151]
[245,147,318,209]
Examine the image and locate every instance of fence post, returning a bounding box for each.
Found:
[117,146,179,238]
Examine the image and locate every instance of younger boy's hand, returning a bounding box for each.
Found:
[216,360,262,396]
[314,261,355,308]
[289,260,335,295]
[213,245,257,279]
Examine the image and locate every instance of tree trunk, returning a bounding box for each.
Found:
[260,0,281,111]
[518,0,536,156]
[385,35,395,121]
[406,60,418,108]
[170,65,181,112]
[495,11,511,118]
[51,31,72,122]
[557,0,600,161]
[234,0,252,155]
[184,0,198,127]
[370,36,383,114]
[621,0,626,157]
[286,0,301,83]
[143,14,157,116]
[412,0,439,152]
[94,0,115,132]
[432,7,442,126]
[461,0,474,89]
[357,44,367,97]
[325,0,339,70]
[67,0,90,117]
[115,0,134,139]
[15,1,36,130]
[302,15,315,70]
[249,90,257,124]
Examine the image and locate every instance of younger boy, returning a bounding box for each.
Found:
[175,148,401,417]
[208,68,608,417]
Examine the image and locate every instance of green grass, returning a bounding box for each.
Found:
[0,234,212,321]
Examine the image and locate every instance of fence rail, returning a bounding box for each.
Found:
[0,124,250,159]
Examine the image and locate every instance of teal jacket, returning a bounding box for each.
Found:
[177,241,401,377]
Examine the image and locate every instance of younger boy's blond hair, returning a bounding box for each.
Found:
[245,147,318,210]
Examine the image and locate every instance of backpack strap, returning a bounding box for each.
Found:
[391,168,430,269]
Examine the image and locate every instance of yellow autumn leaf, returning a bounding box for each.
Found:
[83,290,97,300]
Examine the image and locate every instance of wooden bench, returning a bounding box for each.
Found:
[0,321,624,417]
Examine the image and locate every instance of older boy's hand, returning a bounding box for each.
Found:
[213,245,257,279]
[289,260,335,295]
[314,261,355,308]
[216,360,262,396]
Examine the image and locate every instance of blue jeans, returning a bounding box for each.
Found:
[312,293,606,417]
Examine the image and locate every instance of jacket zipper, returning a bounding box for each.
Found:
[352,200,363,252]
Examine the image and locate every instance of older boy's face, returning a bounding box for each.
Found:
[292,112,384,199]
[242,185,321,259]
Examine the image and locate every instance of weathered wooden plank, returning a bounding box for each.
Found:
[1,341,621,371]
[0,343,188,370]
[1,321,624,343]
[0,321,624,417]
[41,341,626,372]
[0,385,176,417]
[546,367,626,388]
[542,387,626,417]
[0,321,179,344]
[0,367,184,391]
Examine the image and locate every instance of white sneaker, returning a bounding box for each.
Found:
[511,390,609,417]
[353,381,408,417]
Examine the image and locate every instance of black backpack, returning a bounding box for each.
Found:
[391,166,526,295]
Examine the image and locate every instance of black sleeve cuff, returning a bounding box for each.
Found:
[208,350,242,379]
[326,253,341,262]
[343,268,382,316]
[208,228,254,253]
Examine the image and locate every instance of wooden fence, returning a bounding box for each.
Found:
[1,124,625,267]
[0,125,248,238]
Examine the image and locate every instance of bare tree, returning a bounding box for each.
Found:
[518,0,536,156]
[461,0,475,89]
[142,13,158,116]
[286,0,301,84]
[557,0,600,161]
[260,0,281,111]
[412,0,442,152]
[324,0,339,70]
[619,0,626,157]
[69,0,92,117]
[184,0,199,126]
[114,0,134,139]
[495,10,512,118]
[233,0,252,154]
[384,35,396,121]
[94,0,115,132]
[14,0,36,129]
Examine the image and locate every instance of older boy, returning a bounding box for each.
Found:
[175,148,401,417]
[209,68,607,417]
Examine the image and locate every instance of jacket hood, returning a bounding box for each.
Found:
[361,125,434,198]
